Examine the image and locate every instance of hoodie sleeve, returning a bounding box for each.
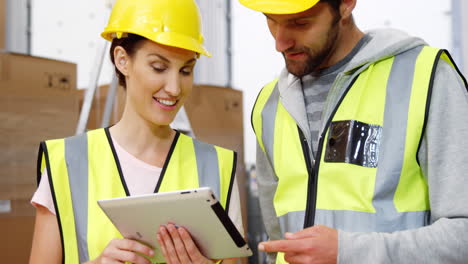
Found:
[338,59,468,263]
[256,142,283,263]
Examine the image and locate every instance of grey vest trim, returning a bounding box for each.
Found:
[372,46,425,227]
[279,211,306,234]
[275,46,429,233]
[262,84,280,167]
[314,209,429,232]
[279,209,429,232]
[193,139,221,199]
[64,134,90,263]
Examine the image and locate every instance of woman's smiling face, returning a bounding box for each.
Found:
[115,39,197,126]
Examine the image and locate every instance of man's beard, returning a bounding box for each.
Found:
[284,14,341,77]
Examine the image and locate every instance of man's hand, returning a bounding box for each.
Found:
[258,225,338,264]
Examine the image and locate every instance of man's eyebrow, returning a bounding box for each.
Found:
[264,13,313,24]
[287,15,314,23]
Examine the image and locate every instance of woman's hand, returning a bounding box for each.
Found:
[87,238,154,264]
[157,223,215,264]
[29,206,154,264]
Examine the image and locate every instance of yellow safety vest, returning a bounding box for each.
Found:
[252,46,465,263]
[37,128,237,264]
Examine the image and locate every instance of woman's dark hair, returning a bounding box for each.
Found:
[109,33,146,88]
[320,0,342,11]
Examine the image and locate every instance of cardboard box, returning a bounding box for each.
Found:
[185,85,244,157]
[78,84,126,130]
[0,198,36,262]
[0,52,78,201]
[0,214,35,263]
[0,52,77,262]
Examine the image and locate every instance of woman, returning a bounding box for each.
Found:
[29,0,243,263]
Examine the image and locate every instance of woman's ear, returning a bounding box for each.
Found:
[114,46,129,76]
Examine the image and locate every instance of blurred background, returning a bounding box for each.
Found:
[1,0,467,263]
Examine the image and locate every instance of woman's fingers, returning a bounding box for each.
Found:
[157,224,213,264]
[158,225,181,264]
[167,224,193,264]
[157,233,169,261]
[113,238,154,257]
[177,227,207,263]
[103,249,151,264]
[99,238,153,264]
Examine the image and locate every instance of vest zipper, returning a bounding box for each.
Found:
[303,75,360,228]
[298,127,316,228]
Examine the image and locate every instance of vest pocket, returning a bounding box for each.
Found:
[324,120,382,168]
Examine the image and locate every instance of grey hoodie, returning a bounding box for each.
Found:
[255,28,468,263]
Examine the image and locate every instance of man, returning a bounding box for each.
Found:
[240,0,468,263]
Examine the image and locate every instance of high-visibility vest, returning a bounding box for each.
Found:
[37,128,237,264]
[252,46,466,263]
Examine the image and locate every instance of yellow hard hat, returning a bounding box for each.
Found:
[239,0,320,14]
[101,0,211,57]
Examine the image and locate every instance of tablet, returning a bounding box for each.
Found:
[97,187,252,263]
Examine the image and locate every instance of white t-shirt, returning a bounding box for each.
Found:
[31,136,244,235]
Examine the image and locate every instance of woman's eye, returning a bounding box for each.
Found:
[152,67,166,73]
[151,63,167,73]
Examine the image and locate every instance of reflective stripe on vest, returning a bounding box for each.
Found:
[38,128,236,264]
[252,47,461,240]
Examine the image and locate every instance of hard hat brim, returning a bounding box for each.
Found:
[101,29,212,57]
[239,0,320,14]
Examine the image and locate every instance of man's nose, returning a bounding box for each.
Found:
[274,25,294,53]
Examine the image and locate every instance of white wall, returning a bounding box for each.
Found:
[194,0,231,87]
[232,0,453,165]
[31,0,113,89]
[461,0,468,75]
[231,3,282,166]
[5,0,29,54]
[354,0,451,48]
[31,0,455,165]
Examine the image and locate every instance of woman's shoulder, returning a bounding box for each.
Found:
[178,132,237,154]
[42,128,106,144]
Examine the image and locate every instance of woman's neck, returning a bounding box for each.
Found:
[109,108,176,167]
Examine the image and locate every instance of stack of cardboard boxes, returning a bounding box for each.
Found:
[0,52,78,262]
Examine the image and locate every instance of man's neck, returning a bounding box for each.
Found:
[321,22,364,70]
